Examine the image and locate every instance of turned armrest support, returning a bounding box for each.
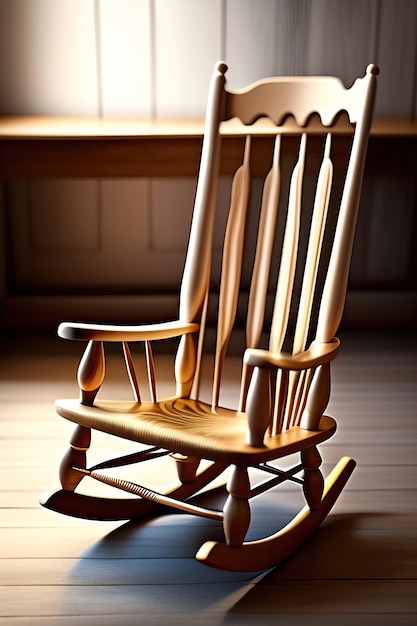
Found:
[58,320,200,342]
[243,337,340,372]
[244,339,340,443]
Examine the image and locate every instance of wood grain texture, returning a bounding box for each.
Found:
[1,332,416,621]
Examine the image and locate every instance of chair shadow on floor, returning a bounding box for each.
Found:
[223,510,417,622]
[64,483,417,620]
[65,487,299,615]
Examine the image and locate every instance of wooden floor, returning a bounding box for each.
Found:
[1,331,416,625]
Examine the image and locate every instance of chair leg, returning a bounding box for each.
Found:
[196,456,356,572]
[301,446,324,511]
[223,465,251,547]
[171,453,201,484]
[59,425,91,491]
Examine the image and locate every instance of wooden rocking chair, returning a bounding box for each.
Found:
[41,62,378,572]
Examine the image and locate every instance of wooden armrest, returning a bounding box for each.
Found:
[57,320,200,342]
[243,338,340,371]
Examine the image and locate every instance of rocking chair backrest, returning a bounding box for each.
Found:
[176,62,378,434]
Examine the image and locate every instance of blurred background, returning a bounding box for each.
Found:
[0,0,416,334]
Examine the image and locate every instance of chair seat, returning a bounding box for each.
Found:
[55,397,336,464]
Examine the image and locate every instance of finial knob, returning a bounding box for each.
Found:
[366,64,380,76]
[215,61,228,75]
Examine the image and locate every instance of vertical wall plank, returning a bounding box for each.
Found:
[350,177,415,288]
[99,0,152,116]
[306,0,378,86]
[28,180,100,253]
[0,182,5,297]
[7,180,100,289]
[0,0,98,115]
[376,0,417,117]
[150,179,196,252]
[366,179,415,284]
[224,0,378,87]
[225,0,277,88]
[0,1,101,298]
[274,0,313,76]
[98,1,153,297]
[152,0,223,282]
[154,0,222,116]
[101,179,150,252]
[362,1,417,290]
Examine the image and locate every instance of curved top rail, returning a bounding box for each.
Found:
[223,64,379,127]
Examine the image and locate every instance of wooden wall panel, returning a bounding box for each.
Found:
[101,179,150,253]
[350,176,416,289]
[8,180,99,290]
[150,0,223,278]
[225,0,278,88]
[28,180,100,253]
[99,0,152,117]
[305,0,378,86]
[366,178,415,285]
[273,0,313,76]
[225,1,380,89]
[150,179,195,252]
[376,0,417,117]
[98,0,154,295]
[0,182,5,296]
[358,0,417,291]
[0,0,98,115]
[0,0,102,299]
[154,0,222,116]
[6,176,189,294]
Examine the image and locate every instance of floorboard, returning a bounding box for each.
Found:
[1,331,416,624]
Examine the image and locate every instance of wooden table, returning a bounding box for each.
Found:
[1,116,416,179]
[1,116,416,332]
